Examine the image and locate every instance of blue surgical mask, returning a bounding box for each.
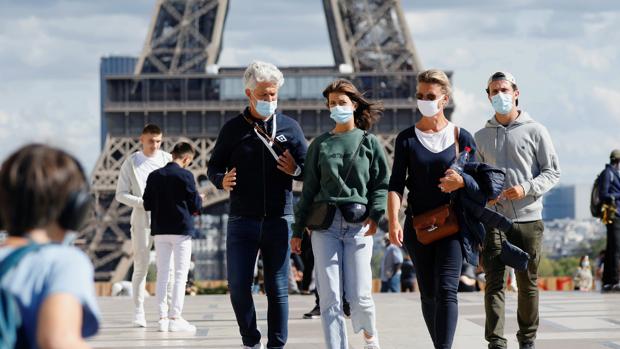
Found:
[329,105,354,124]
[491,92,514,115]
[255,99,277,118]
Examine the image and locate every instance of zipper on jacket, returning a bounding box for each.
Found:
[262,144,267,218]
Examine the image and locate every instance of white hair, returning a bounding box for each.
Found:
[243,61,284,91]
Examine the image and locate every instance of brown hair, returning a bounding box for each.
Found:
[0,144,86,236]
[485,71,519,106]
[322,79,383,130]
[142,124,162,135]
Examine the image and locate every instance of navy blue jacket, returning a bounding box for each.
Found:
[208,108,307,218]
[455,163,512,265]
[599,164,620,214]
[143,162,202,236]
[389,126,477,216]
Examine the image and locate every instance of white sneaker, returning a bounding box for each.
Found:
[243,343,264,349]
[363,334,380,349]
[158,318,169,332]
[169,318,196,332]
[132,311,147,328]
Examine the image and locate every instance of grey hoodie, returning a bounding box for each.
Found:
[474,111,560,222]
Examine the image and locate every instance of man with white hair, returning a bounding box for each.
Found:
[208,61,307,349]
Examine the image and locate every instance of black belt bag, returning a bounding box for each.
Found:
[305,202,368,230]
[339,203,368,223]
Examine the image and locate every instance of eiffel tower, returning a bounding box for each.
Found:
[82,0,454,282]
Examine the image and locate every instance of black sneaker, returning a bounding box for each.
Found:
[519,341,535,349]
[303,305,321,319]
[343,300,351,318]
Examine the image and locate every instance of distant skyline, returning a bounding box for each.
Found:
[0,0,618,185]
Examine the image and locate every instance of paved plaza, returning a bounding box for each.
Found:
[89,292,620,348]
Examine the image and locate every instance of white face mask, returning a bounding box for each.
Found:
[417,95,444,117]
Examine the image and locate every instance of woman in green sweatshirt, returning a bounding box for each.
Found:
[291,79,389,349]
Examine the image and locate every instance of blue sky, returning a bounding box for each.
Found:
[0,0,618,185]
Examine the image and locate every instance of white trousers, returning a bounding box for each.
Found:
[154,234,192,318]
[130,208,173,312]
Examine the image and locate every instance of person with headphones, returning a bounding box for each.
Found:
[0,144,100,349]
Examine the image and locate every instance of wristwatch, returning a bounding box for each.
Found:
[292,165,302,177]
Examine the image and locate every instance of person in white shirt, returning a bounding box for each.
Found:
[115,124,172,327]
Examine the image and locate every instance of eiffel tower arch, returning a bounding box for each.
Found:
[83,0,454,281]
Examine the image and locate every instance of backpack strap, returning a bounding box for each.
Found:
[0,244,42,281]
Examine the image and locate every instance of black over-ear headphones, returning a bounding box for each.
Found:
[57,156,92,231]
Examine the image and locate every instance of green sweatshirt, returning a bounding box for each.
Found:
[292,128,389,237]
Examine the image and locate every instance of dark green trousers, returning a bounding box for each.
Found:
[482,220,544,348]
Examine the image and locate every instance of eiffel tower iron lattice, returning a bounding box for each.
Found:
[85,0,448,282]
[135,0,229,74]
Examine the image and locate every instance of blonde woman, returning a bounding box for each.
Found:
[387,69,478,349]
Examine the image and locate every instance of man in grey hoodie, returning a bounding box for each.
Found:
[475,72,560,349]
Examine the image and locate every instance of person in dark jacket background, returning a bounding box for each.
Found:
[143,142,202,333]
[207,61,307,349]
[599,149,620,292]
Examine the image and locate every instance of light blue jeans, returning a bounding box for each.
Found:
[311,210,377,349]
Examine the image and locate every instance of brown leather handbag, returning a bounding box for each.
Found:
[412,204,459,245]
[412,127,461,245]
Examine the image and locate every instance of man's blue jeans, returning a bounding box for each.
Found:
[227,215,292,349]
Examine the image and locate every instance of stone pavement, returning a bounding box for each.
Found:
[89,291,620,348]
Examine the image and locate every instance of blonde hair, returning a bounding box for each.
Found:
[417,69,452,97]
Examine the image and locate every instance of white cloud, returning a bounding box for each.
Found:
[0,110,9,124]
[220,46,332,67]
[568,45,617,72]
[0,14,148,79]
[0,111,10,140]
[592,86,620,122]
[0,79,101,175]
[450,87,491,134]
[583,12,620,37]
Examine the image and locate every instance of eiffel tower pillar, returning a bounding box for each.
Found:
[323,0,422,72]
[136,0,229,74]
